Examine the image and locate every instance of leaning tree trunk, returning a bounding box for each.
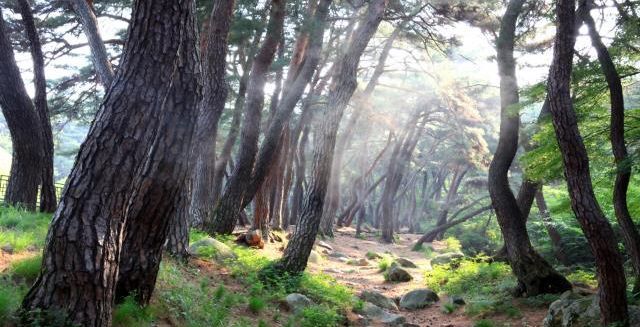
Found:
[21,0,201,325]
[487,0,571,297]
[278,0,388,274]
[17,0,57,212]
[581,0,640,296]
[0,8,43,211]
[189,0,236,227]
[66,0,115,87]
[548,0,628,324]
[208,0,286,235]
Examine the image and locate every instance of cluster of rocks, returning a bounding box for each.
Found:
[543,291,640,327]
[351,289,444,326]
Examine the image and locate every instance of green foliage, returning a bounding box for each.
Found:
[248,296,266,313]
[377,255,394,272]
[113,296,154,327]
[0,207,51,252]
[155,259,239,326]
[425,258,518,317]
[0,281,24,323]
[189,229,209,244]
[298,305,341,327]
[442,236,462,253]
[566,269,598,288]
[442,302,457,314]
[10,255,42,281]
[473,319,500,327]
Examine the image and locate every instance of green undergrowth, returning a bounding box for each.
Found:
[0,206,50,252]
[424,258,522,318]
[148,232,355,327]
[0,255,43,324]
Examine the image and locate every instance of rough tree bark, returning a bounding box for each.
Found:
[66,0,115,87]
[0,8,43,211]
[580,0,640,295]
[189,0,236,227]
[487,0,571,296]
[21,0,201,325]
[277,0,388,274]
[17,0,57,212]
[548,0,628,324]
[208,0,286,235]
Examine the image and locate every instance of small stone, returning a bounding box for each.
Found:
[328,251,348,258]
[355,302,406,326]
[1,243,14,254]
[349,258,369,266]
[308,250,322,264]
[431,252,464,265]
[323,268,342,274]
[399,289,439,310]
[450,296,465,305]
[387,266,412,282]
[284,293,312,313]
[360,290,398,311]
[395,257,417,268]
[188,237,237,261]
[317,240,334,251]
[366,252,383,260]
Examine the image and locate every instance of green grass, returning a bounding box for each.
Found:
[248,296,266,313]
[566,269,597,288]
[442,236,462,253]
[297,305,341,327]
[10,255,42,281]
[113,296,154,327]
[0,207,51,252]
[424,258,518,317]
[474,319,501,327]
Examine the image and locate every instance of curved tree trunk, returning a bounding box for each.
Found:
[17,0,57,212]
[208,0,286,235]
[581,0,640,296]
[0,8,43,211]
[415,205,492,246]
[548,0,628,324]
[278,0,388,274]
[21,1,201,325]
[487,0,571,297]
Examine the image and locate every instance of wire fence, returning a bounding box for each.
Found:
[0,175,65,207]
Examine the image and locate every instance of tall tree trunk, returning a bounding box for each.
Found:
[241,0,333,211]
[548,0,628,324]
[21,0,201,325]
[189,0,236,227]
[415,205,492,246]
[17,0,57,212]
[277,0,387,274]
[167,188,191,259]
[66,0,115,87]
[208,0,286,235]
[0,8,43,211]
[581,0,640,296]
[487,0,571,296]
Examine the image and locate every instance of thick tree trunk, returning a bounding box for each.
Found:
[0,8,43,211]
[487,0,571,297]
[66,0,114,87]
[21,1,201,325]
[17,0,57,212]
[189,0,236,227]
[208,0,286,235]
[581,0,640,296]
[548,0,628,324]
[277,0,387,274]
[167,190,190,259]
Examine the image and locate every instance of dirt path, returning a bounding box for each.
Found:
[298,227,548,327]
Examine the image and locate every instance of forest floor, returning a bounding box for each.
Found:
[0,208,581,326]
